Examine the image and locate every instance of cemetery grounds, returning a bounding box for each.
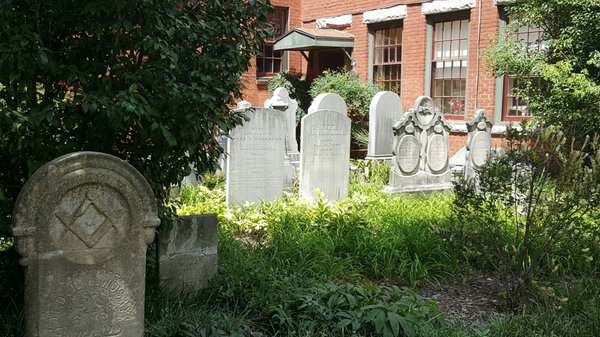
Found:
[1,160,599,337]
[146,162,599,337]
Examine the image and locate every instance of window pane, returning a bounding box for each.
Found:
[443,22,452,40]
[435,23,443,40]
[373,25,403,95]
[460,19,469,38]
[432,18,469,116]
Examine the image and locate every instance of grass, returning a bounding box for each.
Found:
[1,165,599,337]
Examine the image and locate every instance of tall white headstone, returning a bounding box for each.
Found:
[385,96,453,193]
[366,91,403,161]
[265,88,300,189]
[226,108,286,206]
[465,109,493,181]
[264,87,299,158]
[307,93,348,115]
[299,109,351,201]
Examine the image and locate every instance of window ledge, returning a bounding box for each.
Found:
[448,121,522,135]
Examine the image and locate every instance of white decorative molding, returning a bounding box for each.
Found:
[450,122,519,135]
[494,0,516,5]
[363,5,407,24]
[422,0,476,15]
[316,14,352,29]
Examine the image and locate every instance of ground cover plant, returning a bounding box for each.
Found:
[1,160,598,336]
[141,156,599,337]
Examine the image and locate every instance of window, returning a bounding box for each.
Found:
[373,26,403,94]
[502,25,543,120]
[256,8,287,77]
[431,18,469,118]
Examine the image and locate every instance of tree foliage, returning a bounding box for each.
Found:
[485,0,600,139]
[309,69,377,123]
[451,125,600,307]
[0,0,272,237]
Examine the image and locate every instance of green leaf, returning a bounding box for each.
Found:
[387,312,401,337]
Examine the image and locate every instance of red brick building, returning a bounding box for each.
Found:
[240,0,524,154]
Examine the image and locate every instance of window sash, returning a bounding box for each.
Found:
[502,24,543,120]
[257,8,286,77]
[432,18,469,117]
[373,26,403,94]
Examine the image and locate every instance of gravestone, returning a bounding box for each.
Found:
[159,214,217,291]
[226,107,286,206]
[366,91,403,161]
[264,87,300,162]
[465,109,493,180]
[299,109,351,201]
[12,151,159,337]
[307,93,348,115]
[385,96,453,193]
[236,100,252,109]
[265,88,300,189]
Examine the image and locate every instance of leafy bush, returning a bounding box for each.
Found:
[449,125,600,306]
[270,282,438,337]
[309,69,377,123]
[0,0,272,240]
[484,0,600,141]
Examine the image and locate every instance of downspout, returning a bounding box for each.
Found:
[474,0,483,110]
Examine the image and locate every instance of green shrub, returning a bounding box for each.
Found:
[309,69,377,124]
[0,0,272,241]
[449,125,600,307]
[270,282,438,337]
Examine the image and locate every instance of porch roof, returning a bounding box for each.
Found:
[273,28,354,51]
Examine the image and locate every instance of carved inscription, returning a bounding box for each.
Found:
[471,131,491,168]
[396,136,420,174]
[299,110,351,201]
[427,135,448,173]
[306,123,347,162]
[233,127,283,182]
[41,270,135,337]
[51,185,129,264]
[226,108,285,205]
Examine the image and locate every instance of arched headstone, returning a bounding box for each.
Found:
[385,96,452,193]
[366,91,403,160]
[465,109,493,180]
[226,108,286,206]
[12,151,159,337]
[307,93,348,115]
[299,109,351,201]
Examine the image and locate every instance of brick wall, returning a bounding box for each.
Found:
[465,0,500,119]
[239,0,304,106]
[239,0,506,155]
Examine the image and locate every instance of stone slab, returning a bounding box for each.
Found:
[226,108,286,206]
[300,109,351,201]
[12,151,159,337]
[159,214,218,291]
[367,91,403,159]
[308,93,348,115]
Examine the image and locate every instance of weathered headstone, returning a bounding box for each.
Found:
[159,214,217,291]
[385,96,452,193]
[299,109,351,201]
[236,100,252,109]
[465,109,493,180]
[366,91,403,161]
[307,93,348,115]
[12,151,159,337]
[226,108,286,206]
[264,87,300,161]
[265,88,300,189]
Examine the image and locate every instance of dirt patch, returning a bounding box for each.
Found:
[418,270,507,326]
